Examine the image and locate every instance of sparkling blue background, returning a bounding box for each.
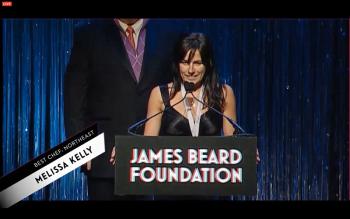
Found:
[2,19,349,200]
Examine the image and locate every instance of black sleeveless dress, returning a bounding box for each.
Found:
[154,85,229,200]
[158,85,223,136]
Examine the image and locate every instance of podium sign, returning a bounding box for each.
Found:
[114,136,257,196]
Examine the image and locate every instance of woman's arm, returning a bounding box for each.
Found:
[144,86,164,136]
[222,84,237,136]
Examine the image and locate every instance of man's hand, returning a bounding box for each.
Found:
[110,147,116,165]
[256,148,260,164]
[82,161,91,171]
[87,161,91,170]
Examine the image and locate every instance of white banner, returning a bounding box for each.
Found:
[0,133,105,208]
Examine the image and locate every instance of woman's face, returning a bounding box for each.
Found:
[179,49,206,86]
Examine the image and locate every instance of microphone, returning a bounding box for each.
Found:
[183,81,195,92]
[128,85,192,136]
[185,82,248,135]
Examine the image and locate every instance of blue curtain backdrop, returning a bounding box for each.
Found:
[2,19,349,200]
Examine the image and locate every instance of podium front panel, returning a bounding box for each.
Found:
[114,136,257,196]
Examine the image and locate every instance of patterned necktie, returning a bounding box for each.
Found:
[126,26,136,50]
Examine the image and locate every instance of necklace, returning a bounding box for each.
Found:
[180,83,204,137]
[185,97,195,110]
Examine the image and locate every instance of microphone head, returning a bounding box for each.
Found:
[184,81,195,92]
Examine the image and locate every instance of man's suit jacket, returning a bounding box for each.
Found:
[64,20,175,178]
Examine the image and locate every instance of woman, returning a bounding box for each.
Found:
[110,33,259,164]
[144,32,237,136]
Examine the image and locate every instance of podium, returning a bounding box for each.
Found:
[114,135,257,196]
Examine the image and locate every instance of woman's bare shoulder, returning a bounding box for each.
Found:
[222,84,234,97]
[150,85,162,99]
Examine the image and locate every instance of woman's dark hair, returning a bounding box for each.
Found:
[170,32,225,109]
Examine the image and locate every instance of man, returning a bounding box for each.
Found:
[64,19,175,200]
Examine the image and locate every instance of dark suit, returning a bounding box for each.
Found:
[64,19,175,200]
